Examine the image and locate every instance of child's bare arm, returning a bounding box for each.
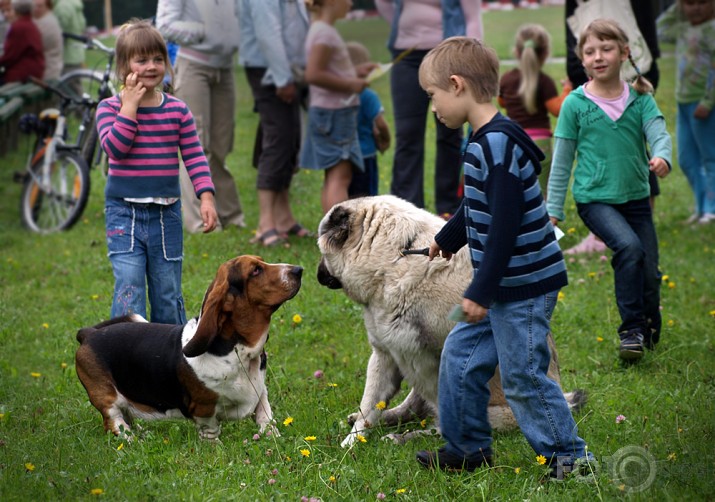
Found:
[373,114,391,153]
[305,44,367,94]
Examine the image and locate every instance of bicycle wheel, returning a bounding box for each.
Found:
[20,150,91,233]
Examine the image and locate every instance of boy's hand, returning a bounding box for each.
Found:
[428,240,452,261]
[276,83,297,104]
[694,104,711,120]
[462,298,488,323]
[199,192,218,233]
[649,157,670,178]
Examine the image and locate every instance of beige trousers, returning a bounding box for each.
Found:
[175,57,244,233]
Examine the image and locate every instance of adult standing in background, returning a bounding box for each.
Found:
[238,0,312,247]
[53,0,86,77]
[156,0,245,233]
[32,0,63,81]
[0,0,44,85]
[375,0,483,218]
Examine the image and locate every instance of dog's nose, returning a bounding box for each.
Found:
[291,266,303,279]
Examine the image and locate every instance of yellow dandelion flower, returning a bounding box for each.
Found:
[567,227,576,234]
[202,253,209,259]
[596,336,604,342]
[292,314,302,324]
[375,401,386,410]
[710,310,715,318]
[662,275,669,282]
[283,417,294,426]
[668,452,677,461]
[619,484,626,491]
[90,488,104,495]
[286,456,292,462]
[25,463,35,471]
[514,467,521,474]
[396,488,406,494]
[91,294,99,300]
[163,438,169,444]
[117,443,124,451]
[329,475,336,483]
[667,319,675,327]
[42,323,49,329]
[304,436,316,441]
[668,281,676,289]
[300,449,310,457]
[0,413,5,420]
[61,362,67,369]
[327,383,338,388]
[356,434,367,443]
[30,372,41,378]
[536,455,547,465]
[420,419,427,428]
[587,272,596,279]
[557,291,565,301]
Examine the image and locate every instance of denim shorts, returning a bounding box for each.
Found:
[299,106,364,172]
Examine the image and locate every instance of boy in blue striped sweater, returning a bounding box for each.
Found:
[416,37,591,478]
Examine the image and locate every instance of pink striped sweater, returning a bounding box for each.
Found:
[96,93,215,200]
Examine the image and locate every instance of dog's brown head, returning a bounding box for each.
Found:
[183,255,302,357]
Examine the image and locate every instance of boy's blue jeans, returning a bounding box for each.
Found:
[577,197,661,338]
[105,198,186,325]
[439,291,588,463]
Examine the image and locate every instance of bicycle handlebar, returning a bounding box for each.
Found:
[28,76,94,108]
[62,32,114,55]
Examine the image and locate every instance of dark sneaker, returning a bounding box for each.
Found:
[619,329,645,360]
[545,456,598,482]
[416,447,492,472]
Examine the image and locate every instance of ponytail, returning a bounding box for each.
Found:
[628,49,654,95]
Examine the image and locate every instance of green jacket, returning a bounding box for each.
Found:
[54,0,86,66]
[547,85,672,221]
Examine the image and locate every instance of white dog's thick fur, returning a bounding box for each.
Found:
[317,196,585,447]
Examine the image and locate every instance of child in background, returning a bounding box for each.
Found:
[346,41,391,198]
[547,19,672,361]
[96,19,217,324]
[300,0,376,213]
[498,23,571,199]
[418,37,591,479]
[657,0,715,224]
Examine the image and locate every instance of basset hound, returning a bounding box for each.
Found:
[75,255,302,440]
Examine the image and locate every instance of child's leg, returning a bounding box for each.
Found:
[106,200,148,320]
[438,320,499,460]
[322,161,353,214]
[491,292,587,461]
[146,202,186,325]
[677,103,707,216]
[689,105,715,216]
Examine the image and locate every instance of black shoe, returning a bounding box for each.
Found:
[619,329,645,360]
[415,447,492,472]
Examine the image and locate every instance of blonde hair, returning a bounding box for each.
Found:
[346,41,370,66]
[514,23,551,114]
[419,37,499,103]
[577,18,653,94]
[115,18,174,91]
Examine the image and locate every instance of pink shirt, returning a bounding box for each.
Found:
[305,21,358,109]
[583,81,630,122]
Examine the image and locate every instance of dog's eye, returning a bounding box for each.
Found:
[251,266,263,277]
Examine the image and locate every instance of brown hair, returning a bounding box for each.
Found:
[514,23,551,114]
[346,41,370,66]
[576,18,653,94]
[115,18,173,90]
[419,36,499,103]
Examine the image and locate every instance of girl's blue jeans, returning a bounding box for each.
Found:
[677,101,715,215]
[577,197,661,340]
[105,197,186,325]
[438,291,588,464]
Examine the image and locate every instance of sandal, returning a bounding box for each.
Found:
[282,223,314,238]
[250,229,286,247]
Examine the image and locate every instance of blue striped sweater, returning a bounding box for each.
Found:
[435,113,567,306]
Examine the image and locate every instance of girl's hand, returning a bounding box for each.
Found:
[549,216,560,227]
[121,72,146,110]
[199,192,218,233]
[462,298,488,323]
[428,240,452,261]
[354,61,378,78]
[348,77,368,94]
[694,104,711,120]
[649,157,670,178]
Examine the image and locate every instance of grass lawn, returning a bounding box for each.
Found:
[1,6,714,500]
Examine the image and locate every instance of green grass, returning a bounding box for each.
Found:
[1,6,714,500]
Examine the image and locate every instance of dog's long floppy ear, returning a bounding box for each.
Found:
[183,263,232,357]
[320,205,352,253]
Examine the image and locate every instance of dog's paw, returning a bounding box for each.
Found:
[381,432,408,445]
[341,433,358,448]
[258,423,281,438]
[196,423,221,440]
[346,412,358,426]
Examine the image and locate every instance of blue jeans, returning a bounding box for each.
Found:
[577,198,661,338]
[677,102,715,215]
[105,198,186,324]
[439,291,587,463]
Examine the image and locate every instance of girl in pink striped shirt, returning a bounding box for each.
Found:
[96,19,217,324]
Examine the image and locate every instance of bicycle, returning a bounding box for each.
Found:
[17,77,94,233]
[55,33,116,170]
